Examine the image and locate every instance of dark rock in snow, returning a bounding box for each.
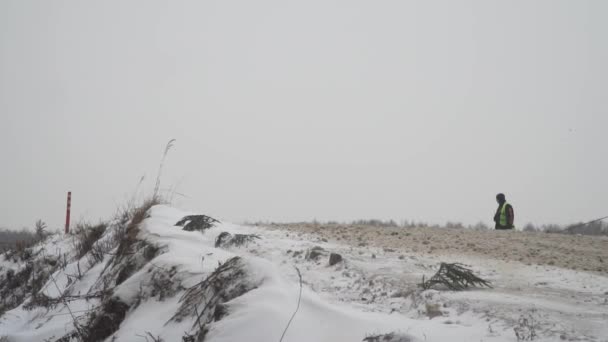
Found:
[329,253,343,266]
[215,232,261,248]
[306,246,326,261]
[175,215,219,232]
[215,232,233,248]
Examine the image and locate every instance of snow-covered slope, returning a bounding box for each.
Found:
[1,205,607,342]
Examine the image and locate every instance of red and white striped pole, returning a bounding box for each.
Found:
[65,191,71,234]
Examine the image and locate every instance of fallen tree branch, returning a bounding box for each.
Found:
[420,263,492,291]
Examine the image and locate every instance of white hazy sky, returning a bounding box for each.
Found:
[1,1,607,231]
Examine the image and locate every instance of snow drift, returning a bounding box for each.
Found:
[1,203,607,342]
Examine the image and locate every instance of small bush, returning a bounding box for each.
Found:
[35,219,47,241]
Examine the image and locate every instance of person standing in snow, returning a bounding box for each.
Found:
[493,193,514,230]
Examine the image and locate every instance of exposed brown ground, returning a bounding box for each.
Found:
[264,223,608,274]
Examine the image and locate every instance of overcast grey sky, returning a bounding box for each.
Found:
[1,1,606,231]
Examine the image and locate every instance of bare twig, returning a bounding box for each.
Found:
[279,266,302,342]
[136,332,164,342]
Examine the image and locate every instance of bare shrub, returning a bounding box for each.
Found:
[35,219,47,241]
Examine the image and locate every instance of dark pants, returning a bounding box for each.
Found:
[495,224,513,230]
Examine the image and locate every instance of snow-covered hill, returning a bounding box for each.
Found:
[1,204,607,342]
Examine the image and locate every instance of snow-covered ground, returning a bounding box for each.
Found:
[1,205,607,342]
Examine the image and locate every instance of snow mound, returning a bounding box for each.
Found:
[1,204,607,342]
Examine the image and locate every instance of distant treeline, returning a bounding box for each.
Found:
[522,220,608,236]
[254,218,608,236]
[0,228,37,251]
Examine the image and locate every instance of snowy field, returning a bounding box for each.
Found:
[1,206,607,342]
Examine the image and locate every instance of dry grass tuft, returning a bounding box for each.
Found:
[171,257,258,341]
[82,297,129,342]
[115,197,162,261]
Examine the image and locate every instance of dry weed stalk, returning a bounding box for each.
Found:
[153,139,176,201]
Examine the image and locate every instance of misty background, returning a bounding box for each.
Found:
[1,1,606,231]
